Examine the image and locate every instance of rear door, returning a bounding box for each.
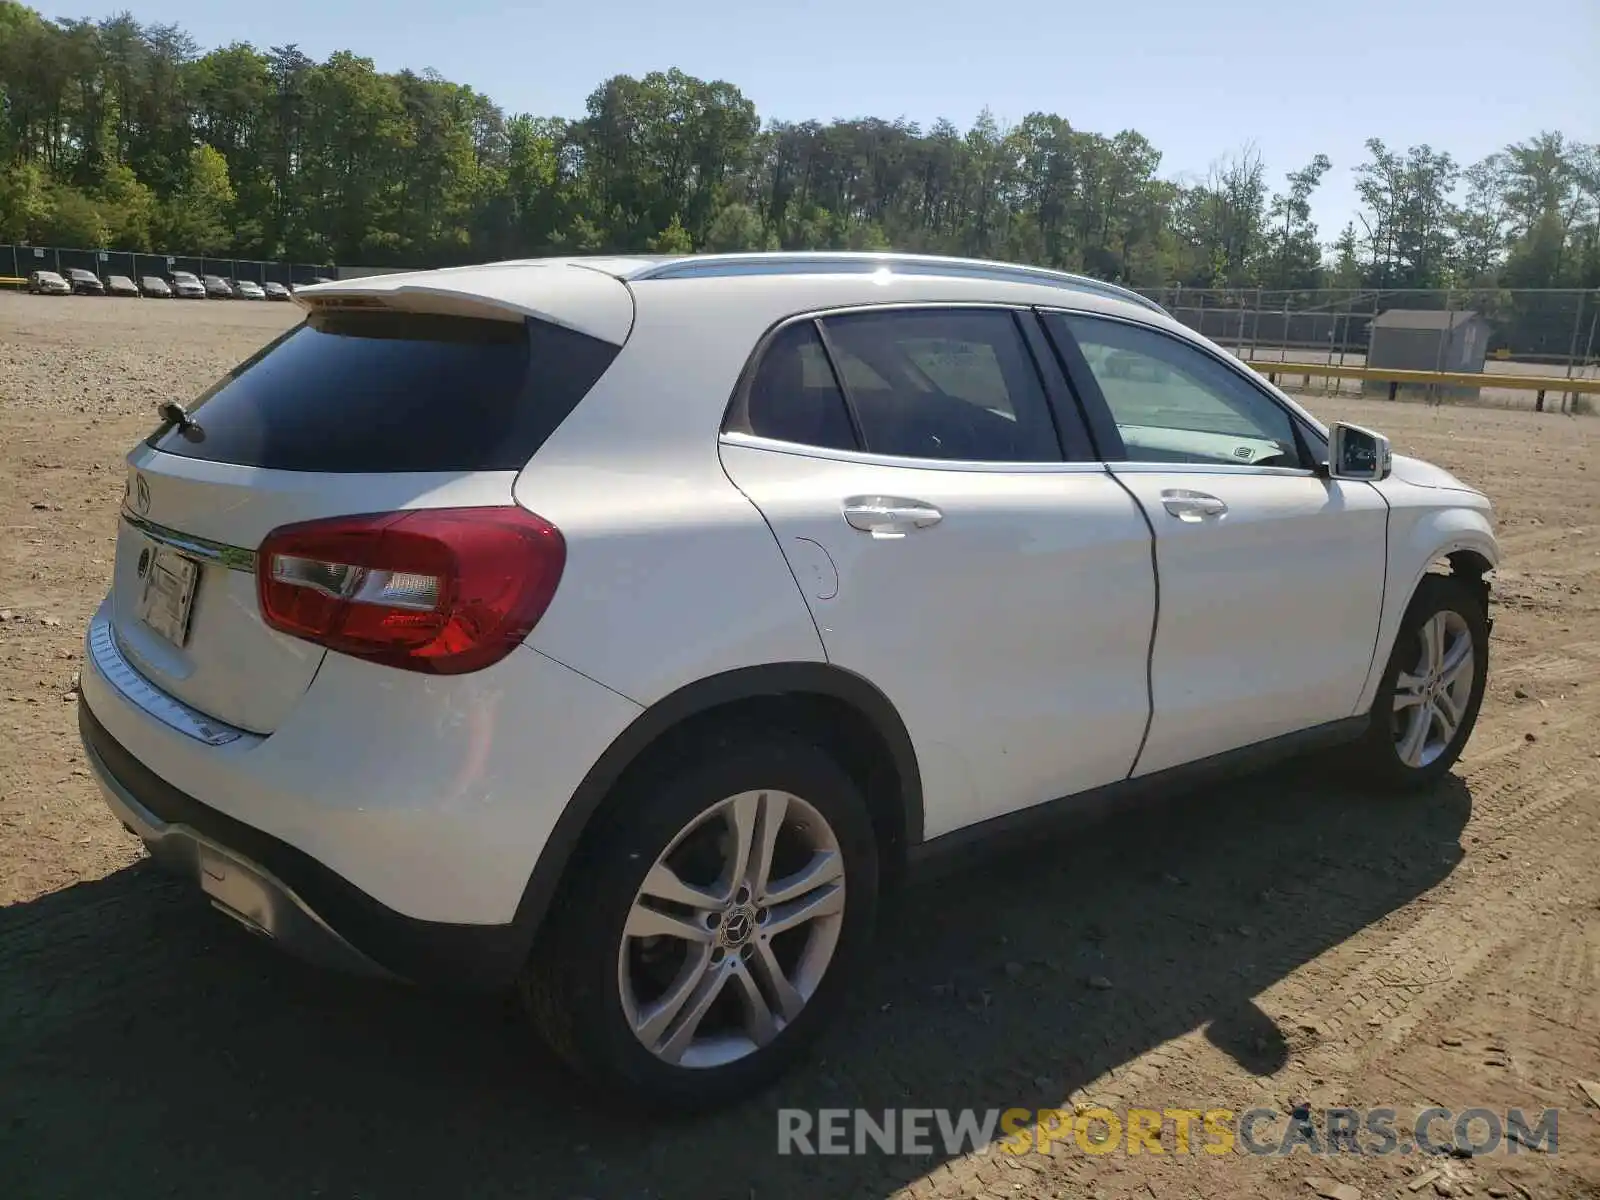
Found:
[1042,310,1388,775]
[110,287,625,734]
[719,305,1156,837]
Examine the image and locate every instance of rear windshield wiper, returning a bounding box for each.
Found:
[158,401,204,440]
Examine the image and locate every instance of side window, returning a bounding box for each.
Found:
[819,309,1061,462]
[1055,314,1304,468]
[727,321,858,451]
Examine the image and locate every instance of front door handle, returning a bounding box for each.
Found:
[1161,489,1228,521]
[842,496,943,538]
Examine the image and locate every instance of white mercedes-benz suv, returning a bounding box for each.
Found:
[78,252,1497,1108]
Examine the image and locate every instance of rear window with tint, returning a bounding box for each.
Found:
[147,310,619,472]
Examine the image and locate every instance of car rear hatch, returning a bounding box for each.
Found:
[108,263,632,734]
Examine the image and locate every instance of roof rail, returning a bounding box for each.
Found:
[630,253,1165,314]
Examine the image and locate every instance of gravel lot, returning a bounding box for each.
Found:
[2,291,1598,1199]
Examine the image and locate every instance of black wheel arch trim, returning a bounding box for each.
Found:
[507,660,924,946]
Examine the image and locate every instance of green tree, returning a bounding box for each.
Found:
[42,182,107,245]
[1327,222,1363,289]
[0,161,50,240]
[646,213,693,252]
[703,202,773,251]
[1262,153,1331,289]
[1354,139,1458,288]
[96,161,157,248]
[157,143,234,251]
[1450,154,1510,283]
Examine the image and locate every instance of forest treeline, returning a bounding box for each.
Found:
[2,2,1597,290]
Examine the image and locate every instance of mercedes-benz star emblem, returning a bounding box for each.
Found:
[722,911,753,946]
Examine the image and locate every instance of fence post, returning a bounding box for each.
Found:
[1580,293,1599,411]
[1248,287,1263,362]
[1563,291,1586,413]
[1429,289,1455,407]
[1371,292,1381,398]
[1334,303,1350,396]
[1282,297,1302,386]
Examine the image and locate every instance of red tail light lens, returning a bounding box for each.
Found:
[256,507,565,674]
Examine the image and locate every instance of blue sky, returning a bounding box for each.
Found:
[42,0,1600,247]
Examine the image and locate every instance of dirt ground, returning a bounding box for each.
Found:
[2,292,1598,1200]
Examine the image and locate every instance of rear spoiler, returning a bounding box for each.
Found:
[294,263,635,345]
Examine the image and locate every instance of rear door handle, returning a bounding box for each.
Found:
[1160,489,1228,521]
[842,496,943,538]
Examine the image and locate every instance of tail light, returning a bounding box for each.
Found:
[256,507,564,674]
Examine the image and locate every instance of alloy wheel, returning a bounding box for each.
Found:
[1392,609,1475,768]
[617,790,846,1069]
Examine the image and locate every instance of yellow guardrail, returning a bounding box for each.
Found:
[0,276,26,288]
[1244,360,1600,397]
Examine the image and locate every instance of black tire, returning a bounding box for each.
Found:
[1359,573,1489,790]
[522,732,879,1110]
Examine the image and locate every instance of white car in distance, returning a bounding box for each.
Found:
[78,252,1497,1109]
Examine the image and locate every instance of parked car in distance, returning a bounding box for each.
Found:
[66,268,106,295]
[140,276,173,298]
[169,271,206,299]
[202,274,234,299]
[26,270,70,295]
[262,281,292,301]
[233,279,266,300]
[104,275,141,298]
[79,252,1499,1111]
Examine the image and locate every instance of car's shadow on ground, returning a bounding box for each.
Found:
[0,760,1470,1200]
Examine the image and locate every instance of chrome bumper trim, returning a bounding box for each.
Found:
[87,612,246,746]
[83,735,392,980]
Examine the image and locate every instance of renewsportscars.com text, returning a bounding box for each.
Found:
[777,1106,1559,1158]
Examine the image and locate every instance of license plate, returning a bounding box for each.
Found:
[136,545,201,647]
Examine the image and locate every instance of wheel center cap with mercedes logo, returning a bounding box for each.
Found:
[720,906,756,948]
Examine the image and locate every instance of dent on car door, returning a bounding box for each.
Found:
[718,306,1157,836]
[1042,310,1389,775]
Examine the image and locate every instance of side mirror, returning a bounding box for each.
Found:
[1328,422,1392,481]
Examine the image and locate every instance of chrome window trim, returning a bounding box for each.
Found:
[718,430,1110,474]
[86,614,250,747]
[1106,461,1317,479]
[121,508,257,573]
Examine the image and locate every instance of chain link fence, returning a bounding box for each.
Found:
[6,245,1596,411]
[2,243,335,287]
[1135,285,1600,411]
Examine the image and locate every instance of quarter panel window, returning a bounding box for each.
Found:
[819,309,1061,463]
[726,321,858,451]
[1057,314,1303,468]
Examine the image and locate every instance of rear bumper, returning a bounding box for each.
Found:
[80,701,529,989]
[79,594,640,927]
[76,587,643,986]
